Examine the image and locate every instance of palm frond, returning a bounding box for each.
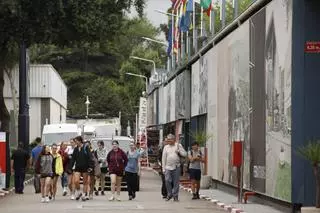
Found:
[297,140,320,165]
[190,131,212,147]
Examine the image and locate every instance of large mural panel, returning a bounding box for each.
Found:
[205,0,292,202]
[170,79,176,122]
[265,0,292,201]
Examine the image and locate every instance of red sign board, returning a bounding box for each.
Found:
[0,132,6,188]
[305,41,320,53]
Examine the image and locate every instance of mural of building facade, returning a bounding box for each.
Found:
[153,0,292,202]
[206,0,292,202]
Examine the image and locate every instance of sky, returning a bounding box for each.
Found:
[128,0,172,40]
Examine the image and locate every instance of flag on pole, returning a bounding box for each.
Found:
[200,0,212,16]
[167,19,173,56]
[180,0,193,32]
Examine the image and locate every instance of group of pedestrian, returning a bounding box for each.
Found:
[160,133,204,201]
[11,136,143,203]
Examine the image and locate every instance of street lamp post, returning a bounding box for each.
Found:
[125,72,149,167]
[85,96,90,119]
[141,37,168,46]
[125,72,148,93]
[130,56,157,80]
[141,36,171,73]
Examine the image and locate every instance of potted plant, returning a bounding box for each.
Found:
[190,130,212,189]
[298,140,320,212]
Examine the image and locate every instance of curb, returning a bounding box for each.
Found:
[179,184,246,213]
[0,177,34,199]
[150,168,246,213]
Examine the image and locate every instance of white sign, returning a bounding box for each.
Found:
[0,132,5,142]
[138,97,147,130]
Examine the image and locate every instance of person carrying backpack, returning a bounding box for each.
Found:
[188,142,204,200]
[162,134,187,202]
[68,136,94,201]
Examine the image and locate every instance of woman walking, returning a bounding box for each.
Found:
[68,136,94,201]
[87,141,101,200]
[51,143,63,201]
[67,139,76,200]
[35,145,54,203]
[58,141,69,196]
[106,141,128,201]
[125,142,143,200]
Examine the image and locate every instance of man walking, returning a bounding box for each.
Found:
[11,142,30,194]
[158,138,168,199]
[162,134,187,202]
[188,142,204,199]
[95,140,108,195]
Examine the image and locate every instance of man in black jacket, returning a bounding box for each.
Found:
[11,142,30,194]
[158,139,168,199]
[68,136,94,201]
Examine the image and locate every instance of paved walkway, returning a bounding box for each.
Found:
[0,170,225,213]
[199,189,290,213]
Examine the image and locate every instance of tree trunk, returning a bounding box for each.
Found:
[313,165,320,208]
[0,68,10,132]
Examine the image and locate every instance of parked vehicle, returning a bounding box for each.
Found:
[42,123,81,145]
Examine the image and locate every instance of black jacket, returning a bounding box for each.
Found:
[68,145,94,171]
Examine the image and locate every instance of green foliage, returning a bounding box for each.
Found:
[297,140,320,166]
[190,131,212,147]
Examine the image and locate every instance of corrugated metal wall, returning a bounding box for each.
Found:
[4,64,67,108]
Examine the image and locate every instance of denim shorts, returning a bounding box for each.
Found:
[189,169,201,181]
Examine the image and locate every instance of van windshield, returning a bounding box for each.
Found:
[43,133,78,145]
[91,139,132,153]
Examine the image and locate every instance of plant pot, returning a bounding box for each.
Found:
[200,175,211,189]
[301,207,320,213]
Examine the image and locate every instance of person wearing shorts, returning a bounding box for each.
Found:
[35,145,54,203]
[188,142,204,200]
[68,136,94,201]
[51,143,63,201]
[106,141,128,201]
[66,139,76,199]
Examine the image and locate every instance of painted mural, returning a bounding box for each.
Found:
[154,0,292,202]
[206,0,292,202]
[191,56,208,117]
[265,0,292,201]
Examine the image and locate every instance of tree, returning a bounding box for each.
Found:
[0,0,146,132]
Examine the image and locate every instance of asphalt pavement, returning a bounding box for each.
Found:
[0,170,225,213]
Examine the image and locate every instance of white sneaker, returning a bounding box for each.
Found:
[71,194,75,200]
[45,196,50,203]
[116,196,121,201]
[108,196,115,201]
[41,197,45,203]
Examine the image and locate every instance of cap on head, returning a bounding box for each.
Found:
[167,134,175,140]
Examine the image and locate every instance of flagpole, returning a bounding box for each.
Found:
[171,12,175,70]
[200,6,203,37]
[192,0,197,52]
[220,0,226,28]
[233,0,239,18]
[211,5,215,35]
[209,3,212,33]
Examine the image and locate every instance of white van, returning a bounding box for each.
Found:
[90,136,134,153]
[42,123,80,145]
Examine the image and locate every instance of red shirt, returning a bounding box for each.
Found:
[107,149,128,175]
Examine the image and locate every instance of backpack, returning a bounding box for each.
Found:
[187,150,202,170]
